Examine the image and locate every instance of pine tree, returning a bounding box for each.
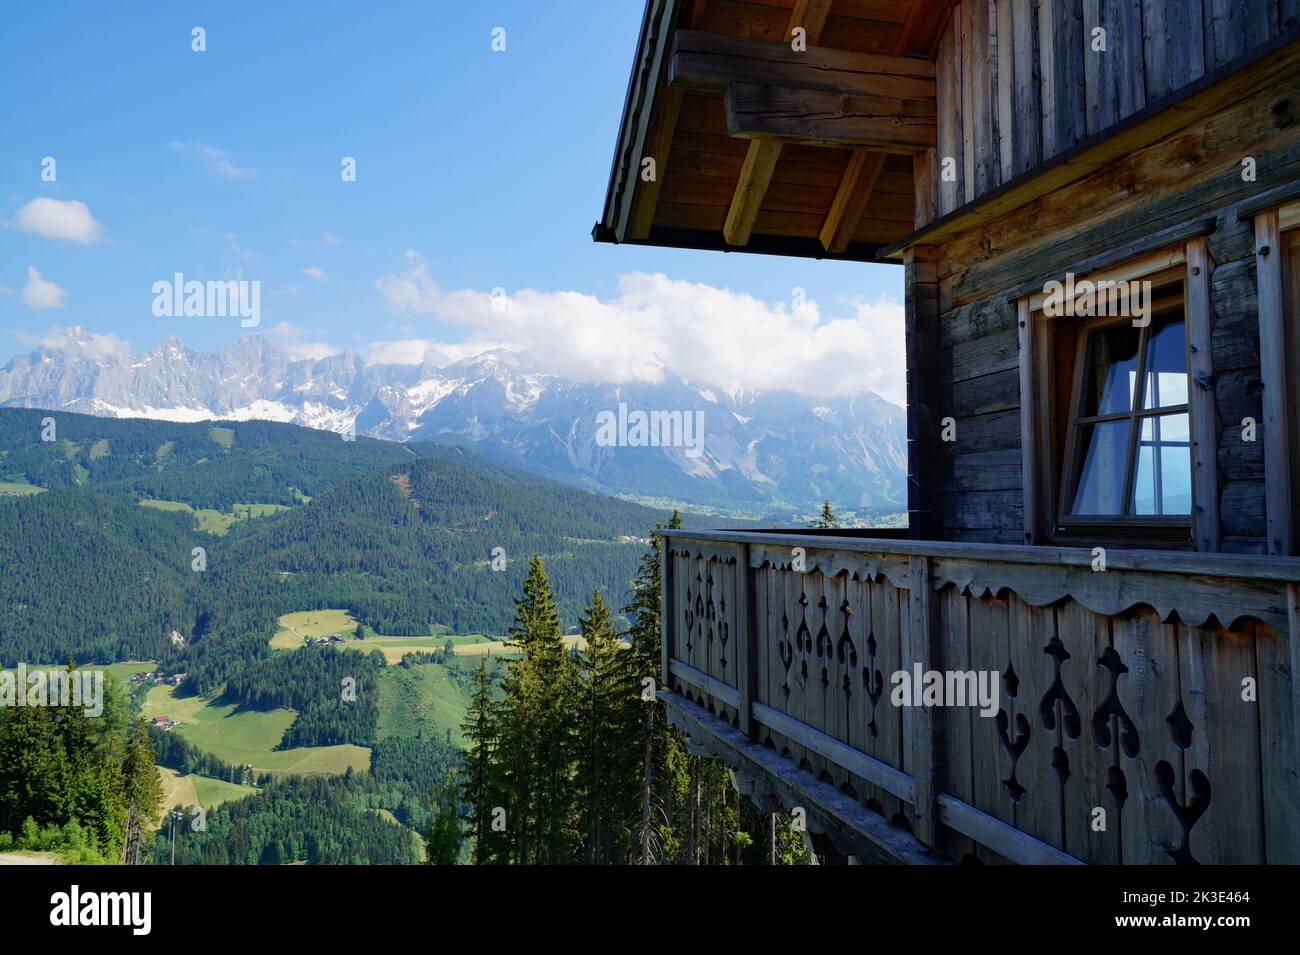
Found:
[460,657,501,864]
[811,500,839,529]
[121,717,163,864]
[623,511,688,863]
[573,589,639,863]
[424,768,463,865]
[497,556,574,863]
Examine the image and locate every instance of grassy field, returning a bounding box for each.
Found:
[376,663,473,745]
[451,634,586,657]
[365,634,494,664]
[142,685,369,776]
[208,426,234,448]
[157,767,255,823]
[5,660,158,685]
[270,609,361,649]
[271,610,504,661]
[139,498,290,536]
[0,480,46,496]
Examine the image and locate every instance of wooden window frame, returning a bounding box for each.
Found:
[1253,200,1300,555]
[1018,239,1219,551]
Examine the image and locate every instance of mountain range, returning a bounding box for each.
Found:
[0,327,906,516]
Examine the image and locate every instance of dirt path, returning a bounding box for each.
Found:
[0,852,59,864]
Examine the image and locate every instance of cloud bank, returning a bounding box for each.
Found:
[373,256,905,404]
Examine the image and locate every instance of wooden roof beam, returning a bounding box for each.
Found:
[671,30,937,151]
[626,88,683,241]
[816,2,950,250]
[715,1,834,247]
[820,149,888,252]
[670,30,937,103]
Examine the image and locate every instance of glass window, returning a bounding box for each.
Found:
[1072,421,1129,514]
[1080,324,1140,417]
[1131,413,1191,515]
[1066,309,1192,520]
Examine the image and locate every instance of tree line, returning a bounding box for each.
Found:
[445,523,810,865]
[0,665,163,863]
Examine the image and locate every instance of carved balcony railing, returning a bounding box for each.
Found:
[660,530,1300,865]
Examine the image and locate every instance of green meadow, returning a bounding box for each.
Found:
[158,767,256,824]
[142,684,369,776]
[139,498,290,535]
[0,481,46,496]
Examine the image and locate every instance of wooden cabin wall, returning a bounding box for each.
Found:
[935,0,1300,217]
[929,71,1300,549]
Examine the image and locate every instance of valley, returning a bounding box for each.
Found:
[0,407,671,862]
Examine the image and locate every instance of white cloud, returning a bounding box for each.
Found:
[302,266,327,281]
[373,263,906,403]
[364,337,500,367]
[38,325,128,359]
[170,141,258,179]
[13,198,103,243]
[284,341,339,360]
[21,266,68,309]
[267,321,338,361]
[323,232,342,245]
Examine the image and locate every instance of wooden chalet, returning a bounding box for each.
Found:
[596,0,1300,864]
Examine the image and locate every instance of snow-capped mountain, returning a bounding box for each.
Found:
[0,327,906,514]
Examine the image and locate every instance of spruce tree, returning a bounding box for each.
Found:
[623,510,689,863]
[424,768,463,865]
[497,556,574,863]
[121,716,163,864]
[573,589,639,863]
[460,657,501,864]
[811,500,839,529]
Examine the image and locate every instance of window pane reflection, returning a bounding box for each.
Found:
[1071,420,1129,515]
[1081,324,1141,417]
[1140,319,1188,410]
[1131,413,1191,515]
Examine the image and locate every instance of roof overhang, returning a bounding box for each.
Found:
[595,0,952,264]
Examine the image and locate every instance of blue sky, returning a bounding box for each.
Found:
[0,1,905,400]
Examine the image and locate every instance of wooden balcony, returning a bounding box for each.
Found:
[659,530,1300,864]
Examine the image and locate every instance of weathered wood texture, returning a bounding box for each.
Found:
[663,529,1300,864]
[931,67,1300,548]
[935,0,1295,217]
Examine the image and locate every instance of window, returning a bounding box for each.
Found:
[1019,243,1217,551]
[1059,279,1192,529]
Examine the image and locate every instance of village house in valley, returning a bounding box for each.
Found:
[597,0,1300,863]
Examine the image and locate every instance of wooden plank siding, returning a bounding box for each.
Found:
[662,530,1300,864]
[928,65,1300,549]
[933,0,1294,218]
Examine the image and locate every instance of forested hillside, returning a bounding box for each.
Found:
[0,489,198,665]
[0,408,414,505]
[0,409,802,867]
[150,775,420,865]
[0,409,675,674]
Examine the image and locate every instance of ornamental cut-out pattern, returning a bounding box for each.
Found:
[668,550,1242,863]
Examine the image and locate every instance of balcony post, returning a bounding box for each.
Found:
[661,533,673,689]
[1292,582,1300,805]
[735,542,755,737]
[906,554,943,848]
